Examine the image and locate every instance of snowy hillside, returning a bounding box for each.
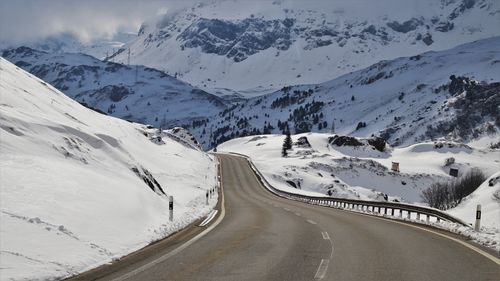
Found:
[112,0,500,95]
[2,46,228,130]
[0,58,218,280]
[197,37,500,148]
[219,133,499,203]
[448,172,500,229]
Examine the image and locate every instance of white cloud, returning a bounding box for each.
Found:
[0,0,188,45]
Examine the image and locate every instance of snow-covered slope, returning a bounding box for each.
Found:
[198,37,500,148]
[112,0,500,95]
[219,133,499,204]
[2,46,228,130]
[448,172,500,229]
[0,58,218,279]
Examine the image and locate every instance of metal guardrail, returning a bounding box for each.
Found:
[227,152,470,227]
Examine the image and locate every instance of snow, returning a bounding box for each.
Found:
[0,58,218,280]
[218,132,499,221]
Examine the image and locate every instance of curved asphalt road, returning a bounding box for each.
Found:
[70,154,500,281]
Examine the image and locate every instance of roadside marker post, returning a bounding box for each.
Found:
[206,191,209,205]
[169,196,174,222]
[475,204,481,232]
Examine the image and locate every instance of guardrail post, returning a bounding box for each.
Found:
[169,196,174,221]
[426,214,430,223]
[399,209,403,218]
[474,204,481,232]
[416,213,420,221]
[436,217,440,223]
[384,207,387,215]
[391,208,394,216]
[407,211,411,219]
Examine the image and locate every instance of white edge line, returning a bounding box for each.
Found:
[314,259,329,279]
[111,156,226,281]
[199,210,218,227]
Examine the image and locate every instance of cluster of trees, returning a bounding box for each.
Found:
[421,169,486,210]
[289,101,324,122]
[270,89,313,109]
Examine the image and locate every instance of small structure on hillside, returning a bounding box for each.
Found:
[391,162,400,172]
[449,168,459,177]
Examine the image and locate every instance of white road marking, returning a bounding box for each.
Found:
[314,259,329,279]
[198,210,218,227]
[284,207,291,211]
[321,231,330,240]
[295,212,301,216]
[307,219,317,225]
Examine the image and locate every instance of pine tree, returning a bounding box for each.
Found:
[284,131,292,150]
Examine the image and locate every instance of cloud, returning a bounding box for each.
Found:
[0,0,186,45]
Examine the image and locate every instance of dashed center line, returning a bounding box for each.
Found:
[284,207,291,211]
[295,212,301,216]
[307,219,317,225]
[314,259,329,279]
[321,231,330,240]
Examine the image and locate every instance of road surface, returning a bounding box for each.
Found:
[70,153,500,281]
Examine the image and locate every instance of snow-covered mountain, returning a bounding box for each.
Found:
[2,46,228,129]
[0,57,218,279]
[112,0,500,96]
[195,37,500,148]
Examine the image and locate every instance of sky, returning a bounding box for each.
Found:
[0,0,193,45]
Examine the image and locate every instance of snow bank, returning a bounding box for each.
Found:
[0,58,218,280]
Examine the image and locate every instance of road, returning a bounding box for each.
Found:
[70,153,500,281]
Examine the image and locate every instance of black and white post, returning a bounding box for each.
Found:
[169,196,174,222]
[474,204,481,231]
[206,191,209,205]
